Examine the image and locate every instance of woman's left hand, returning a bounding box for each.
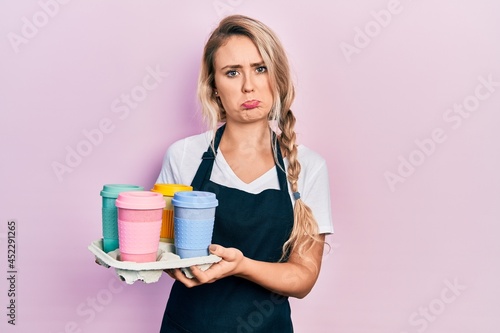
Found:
[165,244,245,287]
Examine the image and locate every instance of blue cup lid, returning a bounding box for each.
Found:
[100,184,144,198]
[172,191,218,209]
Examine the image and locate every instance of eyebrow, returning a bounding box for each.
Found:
[220,62,265,71]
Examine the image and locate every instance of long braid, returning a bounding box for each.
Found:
[279,110,322,261]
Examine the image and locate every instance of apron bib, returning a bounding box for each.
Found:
[160,125,294,332]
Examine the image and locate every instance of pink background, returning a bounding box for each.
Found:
[1,1,500,332]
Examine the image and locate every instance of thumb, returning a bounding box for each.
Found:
[209,244,240,262]
[209,244,221,255]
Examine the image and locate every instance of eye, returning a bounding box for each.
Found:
[225,70,239,77]
[256,66,267,74]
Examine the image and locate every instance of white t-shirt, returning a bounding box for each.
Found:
[156,130,334,234]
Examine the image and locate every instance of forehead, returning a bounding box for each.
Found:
[214,35,263,68]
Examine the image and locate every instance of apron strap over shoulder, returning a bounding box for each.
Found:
[191,125,225,190]
[274,135,288,194]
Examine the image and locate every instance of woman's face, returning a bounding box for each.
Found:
[213,35,273,125]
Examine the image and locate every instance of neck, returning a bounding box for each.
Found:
[221,121,271,150]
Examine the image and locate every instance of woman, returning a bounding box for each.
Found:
[157,14,333,332]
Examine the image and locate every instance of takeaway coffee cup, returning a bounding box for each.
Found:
[150,184,193,242]
[100,184,144,252]
[115,191,166,262]
[172,191,218,258]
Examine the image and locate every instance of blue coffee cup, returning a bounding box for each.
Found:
[172,191,218,258]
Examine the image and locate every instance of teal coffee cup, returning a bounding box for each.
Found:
[100,184,144,252]
[172,191,218,258]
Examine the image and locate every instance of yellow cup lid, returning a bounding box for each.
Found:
[151,183,193,197]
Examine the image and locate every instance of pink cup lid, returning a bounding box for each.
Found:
[115,191,166,210]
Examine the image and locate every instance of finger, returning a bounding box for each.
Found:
[164,269,175,279]
[172,268,200,288]
[189,265,214,284]
[210,244,238,262]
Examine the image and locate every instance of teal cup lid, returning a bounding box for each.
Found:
[172,191,218,209]
[100,184,144,198]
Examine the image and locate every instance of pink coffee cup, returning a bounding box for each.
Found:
[115,191,166,262]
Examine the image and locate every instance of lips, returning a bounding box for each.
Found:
[242,100,260,109]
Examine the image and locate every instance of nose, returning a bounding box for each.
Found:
[242,74,255,93]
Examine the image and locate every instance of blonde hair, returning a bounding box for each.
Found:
[197,15,323,260]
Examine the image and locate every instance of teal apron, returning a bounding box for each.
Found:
[160,125,294,332]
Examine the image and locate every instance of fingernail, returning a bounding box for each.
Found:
[209,245,217,252]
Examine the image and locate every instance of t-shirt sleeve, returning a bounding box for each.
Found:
[299,149,334,234]
[156,140,185,184]
[156,132,211,186]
